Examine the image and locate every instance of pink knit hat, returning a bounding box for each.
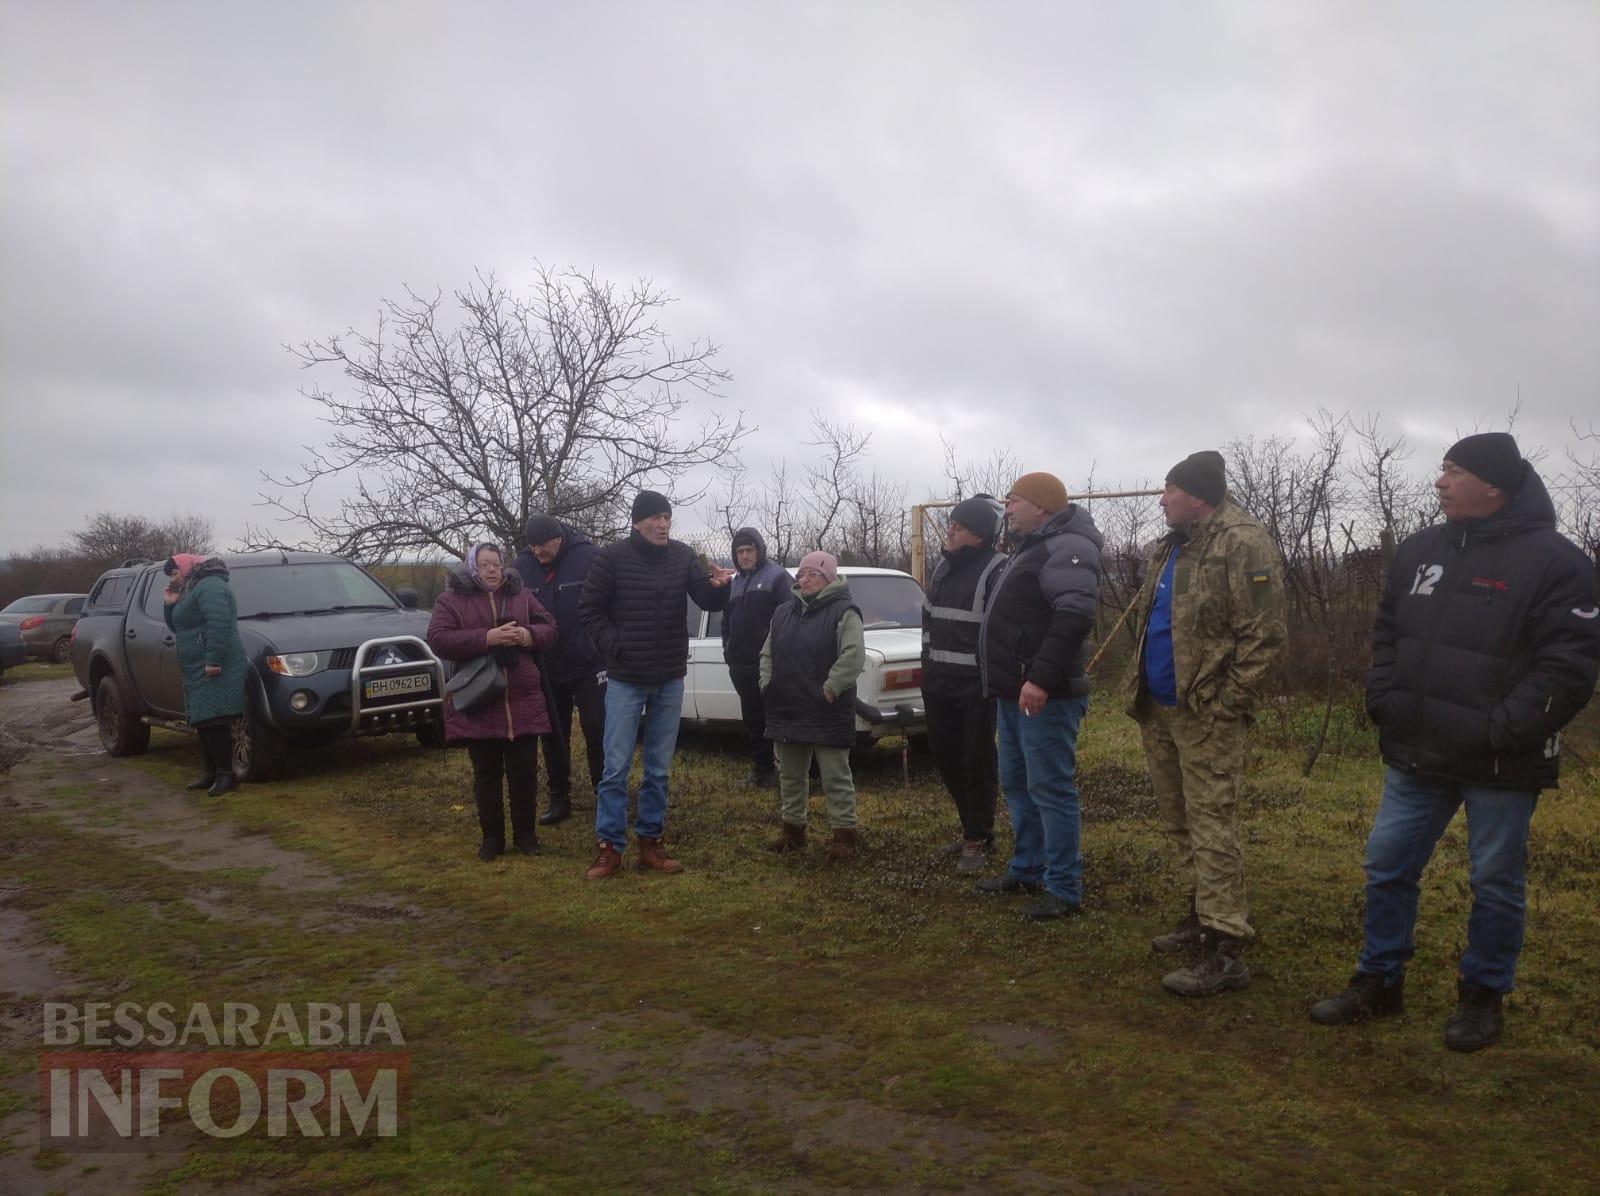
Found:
[797,550,838,583]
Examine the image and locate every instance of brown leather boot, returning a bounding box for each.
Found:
[636,836,684,874]
[766,822,807,853]
[585,841,622,880]
[825,827,858,863]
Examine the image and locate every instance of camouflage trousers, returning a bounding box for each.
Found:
[1137,701,1253,940]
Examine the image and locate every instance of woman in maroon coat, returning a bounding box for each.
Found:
[427,543,559,861]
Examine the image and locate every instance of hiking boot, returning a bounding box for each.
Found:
[1021,892,1082,920]
[1443,981,1504,1053]
[185,774,216,792]
[207,773,239,798]
[974,873,1042,896]
[538,794,571,826]
[941,837,966,858]
[585,841,622,879]
[478,838,504,863]
[825,828,858,863]
[636,836,684,874]
[1151,902,1204,955]
[1309,972,1405,1025]
[512,830,542,856]
[954,839,990,874]
[1162,932,1250,997]
[766,822,806,853]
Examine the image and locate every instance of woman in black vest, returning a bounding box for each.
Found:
[759,551,866,861]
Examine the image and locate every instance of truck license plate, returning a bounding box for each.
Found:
[364,673,432,699]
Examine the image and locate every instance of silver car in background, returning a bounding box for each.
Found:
[0,593,88,662]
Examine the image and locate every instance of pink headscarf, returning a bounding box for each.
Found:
[165,553,206,580]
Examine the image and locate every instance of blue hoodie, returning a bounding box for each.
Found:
[722,527,794,671]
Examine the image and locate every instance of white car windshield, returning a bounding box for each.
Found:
[844,576,924,630]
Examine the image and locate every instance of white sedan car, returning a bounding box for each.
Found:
[683,566,927,743]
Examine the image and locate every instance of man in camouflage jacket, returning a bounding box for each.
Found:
[1123,450,1286,997]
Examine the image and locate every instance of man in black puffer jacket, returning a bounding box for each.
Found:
[976,472,1104,921]
[513,515,605,826]
[1311,434,1600,1052]
[722,527,793,786]
[578,491,732,879]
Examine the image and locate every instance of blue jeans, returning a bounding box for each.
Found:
[595,678,685,848]
[996,694,1088,904]
[1357,767,1538,993]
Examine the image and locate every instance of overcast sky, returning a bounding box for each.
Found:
[2,1,1596,556]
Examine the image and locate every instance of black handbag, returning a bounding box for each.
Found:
[445,654,507,714]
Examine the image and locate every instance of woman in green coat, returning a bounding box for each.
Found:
[163,554,248,796]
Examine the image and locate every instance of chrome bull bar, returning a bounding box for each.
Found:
[348,635,445,734]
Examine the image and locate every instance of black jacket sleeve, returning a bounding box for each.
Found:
[1488,549,1600,754]
[578,549,621,661]
[685,556,730,612]
[1365,556,1402,722]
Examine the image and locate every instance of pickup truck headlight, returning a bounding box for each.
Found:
[266,652,323,677]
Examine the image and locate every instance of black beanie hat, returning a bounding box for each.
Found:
[731,528,760,551]
[1445,432,1525,494]
[949,495,1000,543]
[630,490,672,524]
[1165,450,1227,507]
[523,514,563,546]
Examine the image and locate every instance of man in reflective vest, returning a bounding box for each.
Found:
[922,495,1006,873]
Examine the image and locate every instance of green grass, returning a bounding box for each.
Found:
[4,696,1599,1192]
[0,661,74,684]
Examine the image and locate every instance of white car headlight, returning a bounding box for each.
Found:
[266,652,322,677]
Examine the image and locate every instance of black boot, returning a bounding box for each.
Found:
[186,774,217,791]
[1443,981,1504,1052]
[477,838,504,862]
[1310,972,1405,1025]
[512,829,542,856]
[538,793,571,826]
[1161,931,1250,997]
[207,773,238,797]
[1151,895,1203,955]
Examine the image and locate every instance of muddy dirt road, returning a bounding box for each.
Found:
[0,677,1070,1195]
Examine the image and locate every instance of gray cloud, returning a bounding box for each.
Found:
[3,0,1595,553]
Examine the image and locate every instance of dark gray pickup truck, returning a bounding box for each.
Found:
[71,552,445,781]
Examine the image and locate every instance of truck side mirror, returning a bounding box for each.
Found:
[396,588,419,610]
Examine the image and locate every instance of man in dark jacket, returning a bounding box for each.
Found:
[513,514,605,826]
[1311,434,1600,1052]
[975,472,1104,920]
[722,527,793,786]
[578,491,732,879]
[921,495,1005,873]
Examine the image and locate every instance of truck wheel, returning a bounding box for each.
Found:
[415,718,447,750]
[96,675,151,757]
[50,637,72,664]
[230,693,288,782]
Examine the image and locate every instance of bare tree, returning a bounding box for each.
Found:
[71,512,214,565]
[801,414,872,549]
[252,266,747,559]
